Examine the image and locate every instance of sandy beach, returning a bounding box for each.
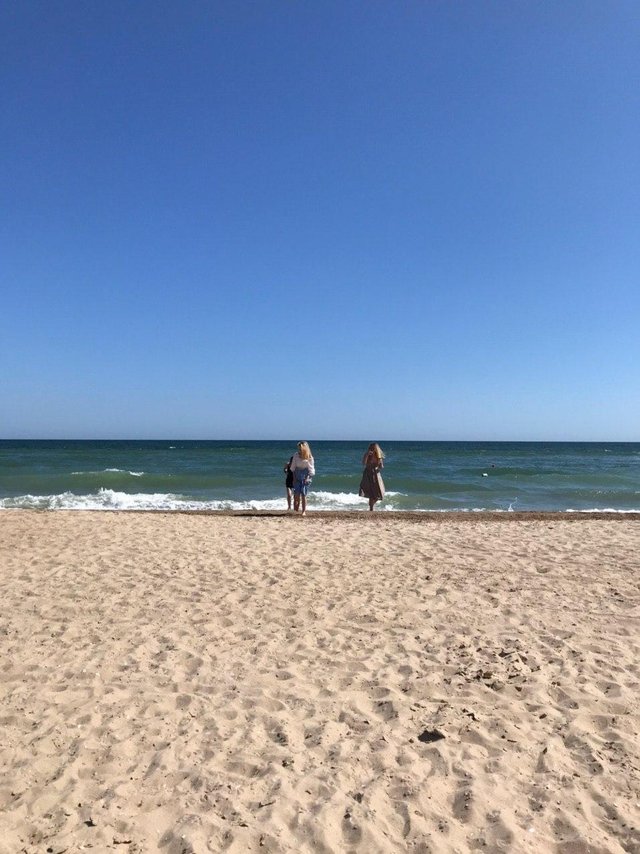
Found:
[0,512,638,854]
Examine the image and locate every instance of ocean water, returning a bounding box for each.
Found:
[0,440,639,512]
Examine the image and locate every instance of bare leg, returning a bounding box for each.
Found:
[301,494,307,516]
[286,487,292,510]
[294,494,300,512]
[369,497,375,511]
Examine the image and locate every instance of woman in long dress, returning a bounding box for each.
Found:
[289,441,315,516]
[359,443,385,511]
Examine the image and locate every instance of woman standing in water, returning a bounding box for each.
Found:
[289,441,315,516]
[359,443,385,511]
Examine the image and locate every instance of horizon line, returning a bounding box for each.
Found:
[1,437,638,444]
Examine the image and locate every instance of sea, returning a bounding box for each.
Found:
[0,440,639,513]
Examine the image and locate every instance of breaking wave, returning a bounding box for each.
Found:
[0,489,408,512]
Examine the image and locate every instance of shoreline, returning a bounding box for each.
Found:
[2,508,640,521]
[178,509,640,521]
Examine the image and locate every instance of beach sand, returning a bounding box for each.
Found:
[0,512,638,853]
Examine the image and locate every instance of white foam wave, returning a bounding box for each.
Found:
[0,490,298,512]
[566,508,640,514]
[310,491,369,508]
[309,491,405,510]
[72,469,145,477]
[0,490,187,511]
[1,491,638,514]
[0,489,407,512]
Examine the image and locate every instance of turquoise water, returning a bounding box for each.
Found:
[1,440,639,512]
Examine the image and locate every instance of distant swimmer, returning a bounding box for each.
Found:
[359,443,385,511]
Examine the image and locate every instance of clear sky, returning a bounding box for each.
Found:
[2,1,639,440]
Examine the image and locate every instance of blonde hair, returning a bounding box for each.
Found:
[368,443,384,462]
[297,441,312,460]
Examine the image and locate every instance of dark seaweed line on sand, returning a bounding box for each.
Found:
[24,509,640,522]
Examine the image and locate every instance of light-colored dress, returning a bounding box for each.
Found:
[359,459,385,501]
[290,453,315,496]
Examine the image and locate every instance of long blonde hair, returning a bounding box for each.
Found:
[367,443,384,463]
[297,441,312,460]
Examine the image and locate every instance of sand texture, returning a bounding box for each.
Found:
[0,512,639,853]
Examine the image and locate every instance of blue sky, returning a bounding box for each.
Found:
[2,1,639,440]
